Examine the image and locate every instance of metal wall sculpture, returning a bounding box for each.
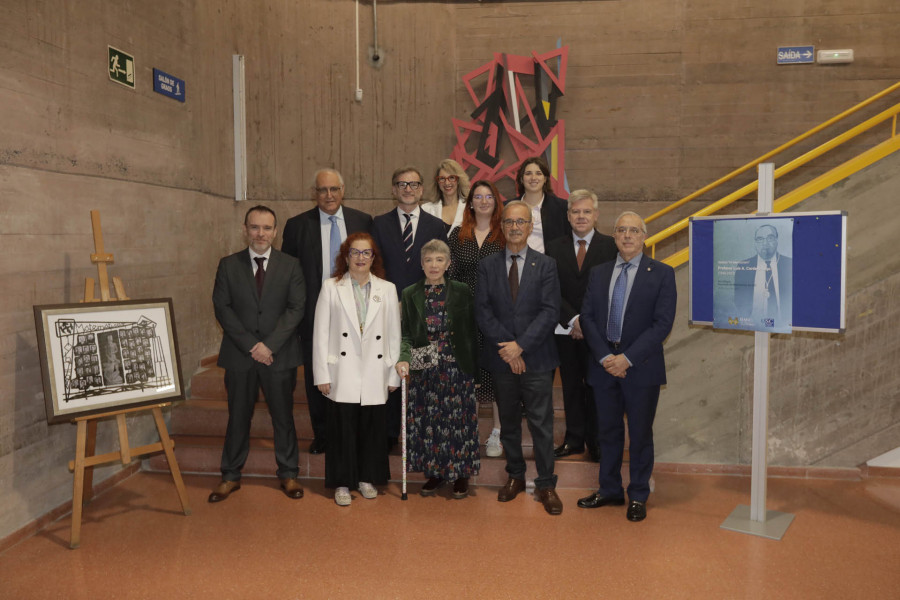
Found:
[450,45,569,200]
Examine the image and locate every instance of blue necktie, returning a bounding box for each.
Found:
[328,215,340,277]
[607,263,631,342]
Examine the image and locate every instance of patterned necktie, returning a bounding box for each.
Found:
[576,239,587,270]
[765,259,777,315]
[328,215,340,277]
[607,263,631,342]
[402,213,413,262]
[509,255,520,303]
[254,256,266,296]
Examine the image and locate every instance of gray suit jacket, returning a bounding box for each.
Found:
[474,247,561,373]
[213,248,305,371]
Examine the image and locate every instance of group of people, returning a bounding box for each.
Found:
[209,156,677,521]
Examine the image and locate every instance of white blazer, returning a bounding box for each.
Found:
[312,273,401,405]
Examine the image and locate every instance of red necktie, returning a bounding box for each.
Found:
[576,239,587,270]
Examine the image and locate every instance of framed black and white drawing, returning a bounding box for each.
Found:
[34,298,184,424]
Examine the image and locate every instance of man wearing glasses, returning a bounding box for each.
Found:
[281,168,372,456]
[372,166,446,449]
[578,211,676,522]
[733,224,792,326]
[474,201,564,515]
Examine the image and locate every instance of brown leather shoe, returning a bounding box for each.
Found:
[280,478,304,499]
[536,487,563,515]
[208,480,241,503]
[497,477,526,502]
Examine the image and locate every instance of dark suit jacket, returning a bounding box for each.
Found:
[281,205,372,348]
[372,208,447,296]
[510,192,572,245]
[399,279,478,375]
[580,254,676,387]
[474,247,561,373]
[733,253,792,320]
[213,248,305,371]
[545,232,618,327]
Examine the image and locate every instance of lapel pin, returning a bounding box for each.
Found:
[373,295,382,303]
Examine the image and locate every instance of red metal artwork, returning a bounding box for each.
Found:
[450,45,569,200]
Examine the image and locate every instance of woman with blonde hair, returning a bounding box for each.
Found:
[421,158,471,237]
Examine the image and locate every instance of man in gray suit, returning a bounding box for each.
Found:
[475,201,563,515]
[209,205,306,502]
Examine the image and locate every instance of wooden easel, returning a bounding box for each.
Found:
[68,210,191,549]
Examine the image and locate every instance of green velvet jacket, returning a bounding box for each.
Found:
[399,279,478,376]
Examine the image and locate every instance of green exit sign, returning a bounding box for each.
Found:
[108,46,135,88]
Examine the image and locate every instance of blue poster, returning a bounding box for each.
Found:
[713,218,793,333]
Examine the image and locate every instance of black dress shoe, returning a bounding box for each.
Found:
[452,478,469,499]
[577,492,625,509]
[208,480,241,503]
[308,438,327,455]
[553,442,585,458]
[627,500,647,521]
[420,477,444,496]
[497,477,526,502]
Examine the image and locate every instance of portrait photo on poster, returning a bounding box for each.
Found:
[712,217,793,333]
[33,298,184,424]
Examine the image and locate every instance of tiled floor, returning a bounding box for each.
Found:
[1,471,898,599]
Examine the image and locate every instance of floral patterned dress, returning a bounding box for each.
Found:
[406,283,480,480]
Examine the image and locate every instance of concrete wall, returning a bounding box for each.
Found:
[1,0,898,540]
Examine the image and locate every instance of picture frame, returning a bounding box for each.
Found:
[34,298,184,424]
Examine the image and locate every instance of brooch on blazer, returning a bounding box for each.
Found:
[373,295,382,303]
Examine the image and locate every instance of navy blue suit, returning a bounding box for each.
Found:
[371,208,447,297]
[475,247,561,488]
[580,253,676,502]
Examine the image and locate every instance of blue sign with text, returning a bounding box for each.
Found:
[153,68,185,102]
[777,46,814,65]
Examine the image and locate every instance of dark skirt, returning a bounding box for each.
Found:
[325,400,390,488]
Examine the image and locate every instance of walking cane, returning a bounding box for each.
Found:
[401,373,408,501]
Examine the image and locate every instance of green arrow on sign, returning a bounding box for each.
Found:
[108,46,135,89]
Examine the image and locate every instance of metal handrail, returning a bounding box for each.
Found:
[641,81,900,265]
[645,80,900,225]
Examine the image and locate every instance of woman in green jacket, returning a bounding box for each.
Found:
[396,239,480,498]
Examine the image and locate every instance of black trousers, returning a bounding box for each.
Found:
[493,369,557,490]
[302,346,328,442]
[221,363,299,481]
[325,401,390,488]
[556,336,598,449]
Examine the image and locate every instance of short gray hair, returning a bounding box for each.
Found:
[614,211,647,235]
[567,189,598,211]
[502,200,530,219]
[421,238,451,259]
[311,168,344,188]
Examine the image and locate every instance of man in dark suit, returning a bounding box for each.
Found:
[545,189,617,461]
[281,168,373,455]
[733,223,792,327]
[578,211,676,521]
[209,205,306,502]
[475,201,564,515]
[372,166,446,446]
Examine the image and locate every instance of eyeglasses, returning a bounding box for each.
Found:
[394,181,422,190]
[473,194,494,202]
[437,175,458,184]
[755,235,777,243]
[615,226,644,236]
[502,218,532,228]
[315,186,342,196]
[348,248,374,259]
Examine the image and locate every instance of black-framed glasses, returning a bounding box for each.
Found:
[502,218,531,228]
[394,181,422,190]
[348,248,374,259]
[315,186,342,196]
[615,226,643,236]
[437,175,459,184]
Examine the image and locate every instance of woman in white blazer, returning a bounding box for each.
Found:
[313,232,401,506]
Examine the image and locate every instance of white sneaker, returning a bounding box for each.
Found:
[358,482,378,499]
[334,487,352,506]
[485,429,503,458]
